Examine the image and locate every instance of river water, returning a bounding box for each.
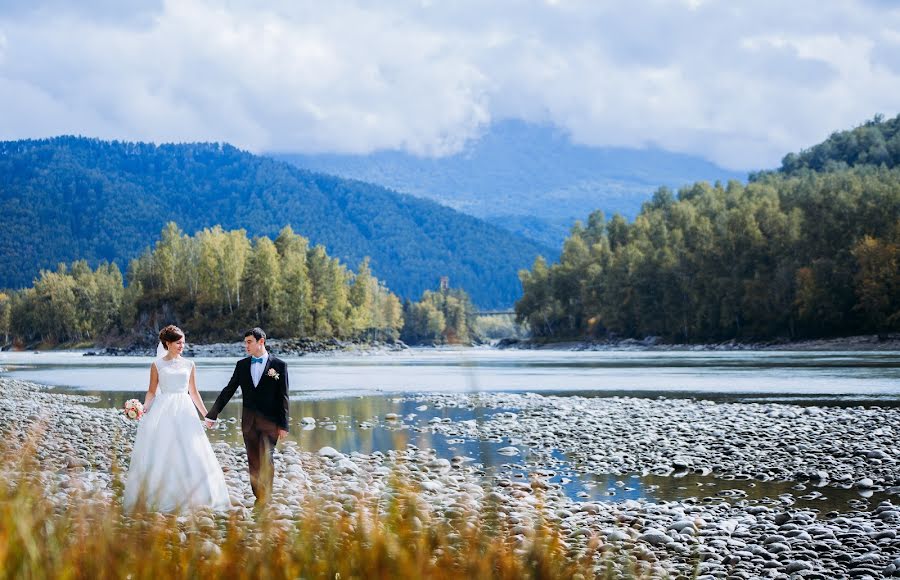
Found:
[2,348,899,511]
[2,348,900,397]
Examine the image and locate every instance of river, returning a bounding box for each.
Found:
[2,347,899,511]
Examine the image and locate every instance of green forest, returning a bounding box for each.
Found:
[0,137,552,308]
[1,223,477,347]
[516,115,900,342]
[777,114,900,175]
[401,288,478,345]
[6,117,898,347]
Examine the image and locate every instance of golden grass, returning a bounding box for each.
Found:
[0,434,670,579]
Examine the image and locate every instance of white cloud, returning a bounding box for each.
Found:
[1,0,899,169]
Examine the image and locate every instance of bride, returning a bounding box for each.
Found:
[124,325,230,512]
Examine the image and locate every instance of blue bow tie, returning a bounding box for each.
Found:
[251,356,265,364]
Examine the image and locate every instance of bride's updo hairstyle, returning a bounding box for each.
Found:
[159,325,185,349]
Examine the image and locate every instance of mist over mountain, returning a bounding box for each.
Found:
[277,121,746,247]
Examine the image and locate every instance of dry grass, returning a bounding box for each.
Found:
[0,435,670,579]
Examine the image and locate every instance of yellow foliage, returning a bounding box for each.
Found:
[0,435,659,580]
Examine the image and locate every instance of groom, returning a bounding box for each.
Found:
[205,327,289,505]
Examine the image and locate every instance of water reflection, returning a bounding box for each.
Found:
[8,348,900,512]
[566,471,892,514]
[62,390,896,512]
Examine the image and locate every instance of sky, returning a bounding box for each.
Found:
[1,0,899,170]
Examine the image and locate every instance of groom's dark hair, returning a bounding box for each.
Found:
[245,327,266,341]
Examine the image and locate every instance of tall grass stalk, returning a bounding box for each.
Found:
[0,434,660,579]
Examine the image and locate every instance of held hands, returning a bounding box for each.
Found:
[204,418,216,429]
[277,429,288,440]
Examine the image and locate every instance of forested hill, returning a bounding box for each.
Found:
[774,113,900,175]
[0,137,553,307]
[515,119,900,342]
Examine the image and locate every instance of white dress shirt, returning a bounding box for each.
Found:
[250,352,269,387]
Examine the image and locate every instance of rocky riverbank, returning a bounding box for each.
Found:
[2,377,900,577]
[410,392,900,489]
[81,337,409,358]
[497,333,900,352]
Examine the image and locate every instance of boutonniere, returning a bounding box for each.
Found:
[267,368,280,380]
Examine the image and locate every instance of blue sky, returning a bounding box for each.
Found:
[1,0,899,169]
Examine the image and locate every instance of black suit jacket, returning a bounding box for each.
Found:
[206,354,290,431]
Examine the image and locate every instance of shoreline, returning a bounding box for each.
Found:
[6,332,900,358]
[75,337,411,358]
[1,376,899,576]
[497,333,900,352]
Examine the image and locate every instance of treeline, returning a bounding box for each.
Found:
[5,261,124,345]
[4,223,405,344]
[1,292,14,344]
[401,288,478,345]
[777,113,900,175]
[0,136,551,307]
[516,166,900,342]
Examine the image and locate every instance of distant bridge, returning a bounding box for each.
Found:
[475,310,516,317]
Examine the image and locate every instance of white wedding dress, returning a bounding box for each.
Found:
[124,356,231,512]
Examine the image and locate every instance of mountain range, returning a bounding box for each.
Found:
[276,120,746,247]
[0,137,553,308]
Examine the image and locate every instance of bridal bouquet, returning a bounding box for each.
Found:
[124,399,144,420]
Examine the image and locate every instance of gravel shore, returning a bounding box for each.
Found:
[412,392,900,488]
[2,377,899,578]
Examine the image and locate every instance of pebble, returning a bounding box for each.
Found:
[318,447,343,459]
[3,377,900,579]
[638,530,674,546]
